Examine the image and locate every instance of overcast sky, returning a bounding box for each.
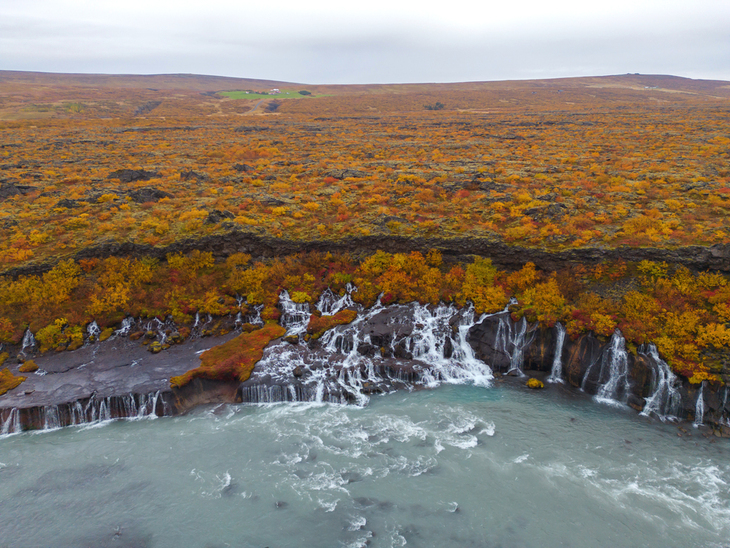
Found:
[1,0,729,84]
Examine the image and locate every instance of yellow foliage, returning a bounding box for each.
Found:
[226,253,251,271]
[526,378,544,389]
[178,208,208,222]
[290,291,312,304]
[696,323,730,349]
[97,193,118,203]
[19,360,38,373]
[520,278,567,326]
[0,368,25,396]
[637,260,668,281]
[167,250,214,275]
[426,249,443,267]
[506,262,538,292]
[228,263,268,304]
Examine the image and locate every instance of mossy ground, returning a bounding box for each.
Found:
[170,323,285,388]
[306,309,358,339]
[0,368,25,396]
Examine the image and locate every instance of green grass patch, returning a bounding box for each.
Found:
[220,89,317,100]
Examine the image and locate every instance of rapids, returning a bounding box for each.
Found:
[1,386,728,548]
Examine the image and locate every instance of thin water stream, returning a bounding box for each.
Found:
[1,385,728,548]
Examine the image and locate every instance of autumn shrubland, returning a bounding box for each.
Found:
[0,71,728,388]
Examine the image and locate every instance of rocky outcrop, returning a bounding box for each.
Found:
[468,312,730,427]
[127,187,173,203]
[2,304,728,434]
[4,230,729,279]
[106,169,159,183]
[0,325,243,431]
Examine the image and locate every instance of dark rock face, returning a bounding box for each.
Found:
[0,183,21,199]
[107,169,159,183]
[232,163,255,172]
[127,187,173,203]
[525,203,570,221]
[0,182,36,200]
[468,312,729,426]
[4,230,730,280]
[133,100,162,116]
[0,329,241,431]
[55,198,81,209]
[325,169,367,180]
[205,209,235,225]
[179,169,209,182]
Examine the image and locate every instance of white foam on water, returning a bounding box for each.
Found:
[347,515,367,531]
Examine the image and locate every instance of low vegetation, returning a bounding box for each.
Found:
[170,323,285,388]
[0,250,727,386]
[0,71,728,391]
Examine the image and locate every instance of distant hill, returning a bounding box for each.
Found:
[0,71,299,91]
[0,70,728,97]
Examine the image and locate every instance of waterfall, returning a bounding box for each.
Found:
[115,317,135,337]
[279,290,312,336]
[694,383,705,428]
[20,328,36,355]
[583,329,631,405]
[1,408,20,436]
[246,304,264,326]
[87,321,101,340]
[639,345,681,421]
[0,391,172,434]
[547,323,566,384]
[494,316,534,376]
[316,286,355,316]
[407,303,493,388]
[243,301,493,407]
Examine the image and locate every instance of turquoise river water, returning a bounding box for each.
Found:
[1,384,729,548]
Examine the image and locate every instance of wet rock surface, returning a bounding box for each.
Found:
[2,300,729,434]
[0,330,238,410]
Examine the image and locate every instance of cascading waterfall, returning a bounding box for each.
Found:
[242,300,493,407]
[494,315,534,376]
[582,329,631,405]
[546,322,566,384]
[86,321,101,341]
[407,303,493,387]
[1,408,20,435]
[246,304,264,326]
[20,328,36,355]
[640,344,682,421]
[115,316,135,336]
[694,383,705,427]
[278,290,311,336]
[316,285,355,316]
[0,391,170,435]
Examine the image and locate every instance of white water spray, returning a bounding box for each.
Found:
[279,290,312,336]
[640,345,682,421]
[583,329,631,406]
[694,383,705,428]
[547,323,566,384]
[20,329,36,355]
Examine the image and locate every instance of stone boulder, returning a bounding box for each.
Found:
[107,169,159,183]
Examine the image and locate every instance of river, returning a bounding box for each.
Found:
[1,383,728,548]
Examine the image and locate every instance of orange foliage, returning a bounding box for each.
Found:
[307,309,358,339]
[170,323,285,388]
[0,368,25,396]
